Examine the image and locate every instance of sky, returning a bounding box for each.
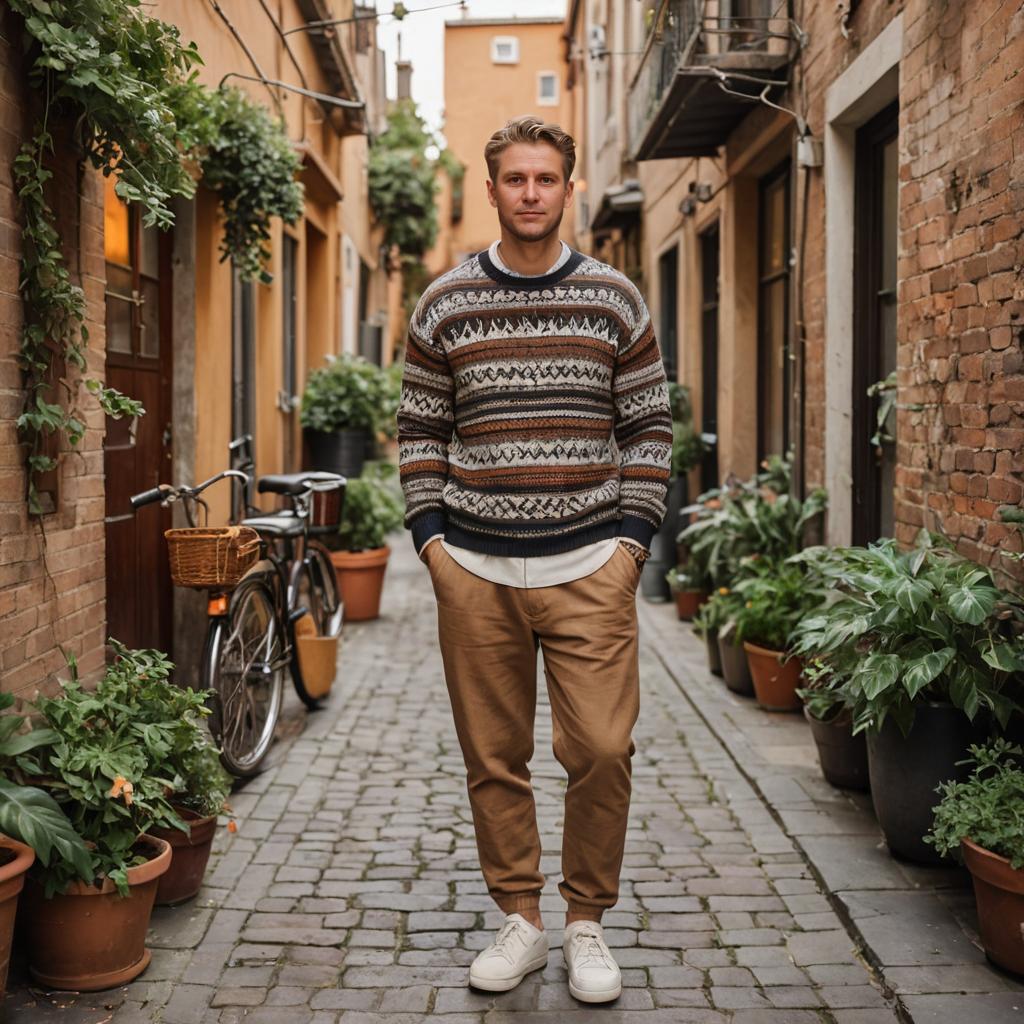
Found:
[377,0,568,142]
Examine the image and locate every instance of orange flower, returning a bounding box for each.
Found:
[108,775,134,806]
[705,498,722,510]
[717,587,730,596]
[227,820,238,834]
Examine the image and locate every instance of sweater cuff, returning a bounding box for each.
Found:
[410,510,446,554]
[617,514,657,551]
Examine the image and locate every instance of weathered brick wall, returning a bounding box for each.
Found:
[897,0,1024,576]
[0,9,108,702]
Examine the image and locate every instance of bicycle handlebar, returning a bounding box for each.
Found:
[130,485,170,509]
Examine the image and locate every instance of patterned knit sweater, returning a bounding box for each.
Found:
[396,248,673,557]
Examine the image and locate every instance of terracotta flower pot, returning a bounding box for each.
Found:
[149,808,217,906]
[330,545,390,621]
[804,706,870,791]
[22,834,171,992]
[743,641,803,712]
[961,838,1024,977]
[673,589,707,621]
[0,833,35,997]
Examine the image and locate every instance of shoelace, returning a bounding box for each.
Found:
[488,920,527,965]
[570,927,612,969]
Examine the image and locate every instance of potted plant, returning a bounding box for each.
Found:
[792,534,1023,863]
[692,592,725,677]
[0,693,92,997]
[4,644,198,991]
[328,461,405,621]
[300,354,393,479]
[701,588,753,695]
[666,562,708,621]
[732,557,820,712]
[796,659,870,791]
[927,739,1024,976]
[112,648,233,906]
[642,384,708,601]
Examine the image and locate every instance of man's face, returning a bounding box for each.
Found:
[486,142,574,244]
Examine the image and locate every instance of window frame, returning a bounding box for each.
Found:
[537,71,559,106]
[491,35,520,64]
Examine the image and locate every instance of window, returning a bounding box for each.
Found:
[658,246,679,383]
[537,72,559,106]
[852,101,899,544]
[757,161,792,462]
[491,35,519,64]
[700,223,720,492]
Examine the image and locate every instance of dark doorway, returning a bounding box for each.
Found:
[757,160,792,462]
[852,101,899,544]
[699,222,720,492]
[103,176,174,654]
[658,245,679,382]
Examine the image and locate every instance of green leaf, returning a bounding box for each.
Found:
[0,726,59,757]
[903,647,955,699]
[982,642,1024,673]
[860,653,901,700]
[0,778,93,881]
[947,583,997,625]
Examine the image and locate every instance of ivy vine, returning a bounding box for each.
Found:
[9,0,303,513]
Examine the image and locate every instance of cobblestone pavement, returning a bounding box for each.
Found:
[5,538,909,1022]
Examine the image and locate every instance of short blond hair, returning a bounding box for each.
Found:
[484,115,576,184]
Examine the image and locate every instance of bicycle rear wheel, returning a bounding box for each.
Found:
[205,575,285,777]
[289,542,342,709]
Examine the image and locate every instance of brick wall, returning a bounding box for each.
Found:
[0,9,108,702]
[896,0,1024,577]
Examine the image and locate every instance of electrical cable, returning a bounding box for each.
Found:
[217,72,365,110]
[207,0,284,115]
[283,0,466,37]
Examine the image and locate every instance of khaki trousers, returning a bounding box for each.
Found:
[425,541,642,921]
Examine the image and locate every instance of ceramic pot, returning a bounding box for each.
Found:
[673,589,707,621]
[744,642,803,711]
[961,838,1024,977]
[330,545,390,621]
[0,833,35,997]
[22,835,170,991]
[149,808,217,906]
[866,703,980,863]
[304,427,370,480]
[718,632,754,696]
[804,706,870,791]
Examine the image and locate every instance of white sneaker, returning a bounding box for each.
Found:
[469,913,549,992]
[562,920,622,1003]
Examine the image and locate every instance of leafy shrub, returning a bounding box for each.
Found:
[693,585,746,640]
[927,739,1024,868]
[679,456,827,589]
[337,462,405,552]
[667,383,708,477]
[791,534,1024,736]
[301,354,393,435]
[732,557,824,652]
[10,643,227,896]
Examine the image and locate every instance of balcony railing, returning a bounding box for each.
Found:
[628,0,795,161]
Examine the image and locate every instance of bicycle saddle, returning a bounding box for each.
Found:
[242,514,306,537]
[258,471,345,496]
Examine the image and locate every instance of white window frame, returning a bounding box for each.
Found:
[537,71,559,106]
[491,35,519,64]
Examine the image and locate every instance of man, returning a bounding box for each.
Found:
[396,115,672,1004]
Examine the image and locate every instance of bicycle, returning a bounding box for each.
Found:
[130,452,345,776]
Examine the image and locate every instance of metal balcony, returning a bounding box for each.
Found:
[628,1,796,161]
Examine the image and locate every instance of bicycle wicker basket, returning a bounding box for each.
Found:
[164,526,261,590]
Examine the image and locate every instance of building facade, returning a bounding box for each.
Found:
[565,0,1024,572]
[1,0,394,699]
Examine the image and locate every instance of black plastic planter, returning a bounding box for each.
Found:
[718,632,754,696]
[641,476,687,602]
[866,702,981,863]
[804,707,869,791]
[305,428,371,479]
[706,628,723,677]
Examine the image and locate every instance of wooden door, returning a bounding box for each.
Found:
[102,176,174,655]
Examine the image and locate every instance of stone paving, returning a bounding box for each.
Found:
[3,535,969,1022]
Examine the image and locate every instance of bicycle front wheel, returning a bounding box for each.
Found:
[205,576,286,777]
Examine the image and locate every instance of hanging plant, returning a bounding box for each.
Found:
[199,87,304,284]
[9,0,303,513]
